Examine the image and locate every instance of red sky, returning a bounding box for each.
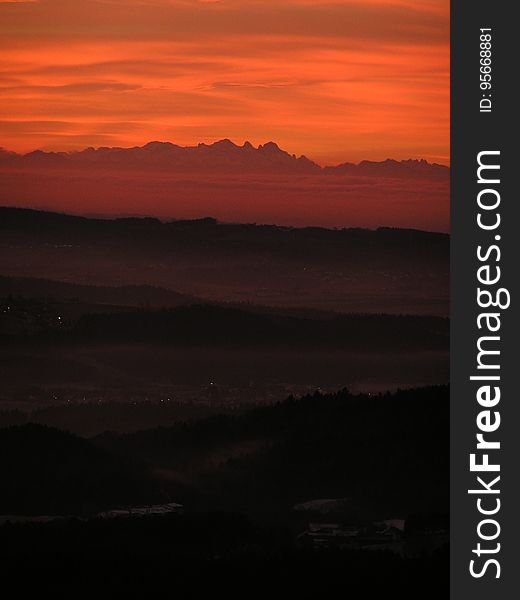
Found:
[0,0,449,166]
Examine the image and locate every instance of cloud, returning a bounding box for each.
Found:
[0,0,447,44]
[0,0,449,164]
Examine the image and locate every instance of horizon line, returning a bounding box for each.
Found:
[0,139,451,169]
[0,204,451,236]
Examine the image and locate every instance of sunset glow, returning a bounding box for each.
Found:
[0,0,449,165]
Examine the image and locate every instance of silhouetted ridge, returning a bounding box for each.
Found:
[97,386,449,515]
[0,207,449,316]
[62,305,448,349]
[0,424,158,514]
[0,140,448,177]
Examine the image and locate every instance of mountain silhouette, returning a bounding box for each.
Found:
[0,141,450,231]
[324,158,449,179]
[0,140,448,178]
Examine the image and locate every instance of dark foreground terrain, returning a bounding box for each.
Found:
[1,272,448,431]
[1,387,449,518]
[0,386,448,597]
[2,515,448,598]
[0,207,449,315]
[1,298,448,396]
[0,208,449,595]
[0,209,449,429]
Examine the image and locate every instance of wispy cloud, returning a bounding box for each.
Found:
[0,0,449,164]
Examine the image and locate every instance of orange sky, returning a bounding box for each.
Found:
[0,0,449,165]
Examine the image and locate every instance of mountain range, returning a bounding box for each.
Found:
[0,140,450,231]
[0,140,448,179]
